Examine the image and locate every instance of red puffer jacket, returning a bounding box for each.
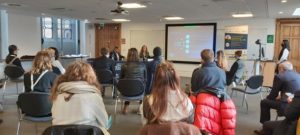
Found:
[190,91,236,135]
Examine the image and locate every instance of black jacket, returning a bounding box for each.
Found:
[5,54,24,72]
[109,51,124,61]
[24,71,57,93]
[120,62,147,83]
[146,57,162,94]
[93,56,115,73]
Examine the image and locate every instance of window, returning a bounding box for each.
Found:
[42,17,53,39]
[63,19,72,39]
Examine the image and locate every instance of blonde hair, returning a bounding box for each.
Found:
[50,61,101,100]
[44,48,55,59]
[30,51,52,74]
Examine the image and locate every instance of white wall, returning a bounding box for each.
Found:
[121,18,276,77]
[7,12,41,57]
[84,23,95,57]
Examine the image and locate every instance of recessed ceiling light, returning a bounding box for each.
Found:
[293,8,300,16]
[278,11,284,14]
[120,3,146,8]
[164,17,184,20]
[112,19,130,22]
[232,13,253,18]
[84,19,89,23]
[281,0,287,3]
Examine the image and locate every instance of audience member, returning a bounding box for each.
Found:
[146,47,163,94]
[93,47,116,96]
[5,44,25,73]
[255,91,300,135]
[255,61,300,133]
[48,47,65,74]
[191,49,226,93]
[278,39,290,63]
[139,45,150,61]
[226,50,245,85]
[51,61,110,134]
[216,50,228,71]
[138,122,201,135]
[110,46,124,61]
[45,48,62,75]
[143,61,194,124]
[24,51,57,92]
[120,48,147,114]
[189,88,236,135]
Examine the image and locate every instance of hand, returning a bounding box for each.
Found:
[276,95,281,100]
[287,97,293,104]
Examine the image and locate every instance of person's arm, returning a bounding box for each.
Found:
[120,65,126,79]
[284,94,300,121]
[54,60,65,74]
[14,58,24,72]
[191,69,200,92]
[23,73,31,92]
[279,49,289,63]
[93,95,109,129]
[266,76,282,100]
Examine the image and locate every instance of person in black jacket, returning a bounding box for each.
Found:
[146,47,163,94]
[5,45,25,72]
[255,91,300,135]
[109,46,124,61]
[120,48,146,114]
[226,50,245,85]
[24,51,57,93]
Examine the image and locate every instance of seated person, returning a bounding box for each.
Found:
[143,61,194,124]
[146,47,163,94]
[51,61,110,134]
[191,49,226,93]
[216,50,228,71]
[109,46,124,61]
[255,91,300,135]
[226,50,245,85]
[254,61,300,134]
[139,45,150,61]
[93,47,116,96]
[120,48,147,114]
[24,51,57,92]
[45,48,62,75]
[48,47,65,74]
[138,122,201,135]
[5,44,25,73]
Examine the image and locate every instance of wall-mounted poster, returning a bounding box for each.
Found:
[224,33,248,49]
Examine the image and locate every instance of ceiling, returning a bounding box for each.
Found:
[0,0,299,23]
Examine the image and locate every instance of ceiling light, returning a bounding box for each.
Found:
[293,8,300,16]
[281,0,287,3]
[84,19,89,23]
[120,3,146,8]
[278,11,284,14]
[232,13,253,18]
[112,19,130,22]
[164,17,184,20]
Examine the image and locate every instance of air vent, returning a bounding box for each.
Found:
[2,3,24,7]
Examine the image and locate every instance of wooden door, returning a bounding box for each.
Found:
[275,19,300,72]
[95,23,121,58]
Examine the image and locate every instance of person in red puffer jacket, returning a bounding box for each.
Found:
[190,88,236,135]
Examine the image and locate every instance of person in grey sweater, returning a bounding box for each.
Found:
[191,49,226,93]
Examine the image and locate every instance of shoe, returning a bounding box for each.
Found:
[122,105,128,114]
[254,129,264,135]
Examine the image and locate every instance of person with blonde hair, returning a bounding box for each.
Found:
[216,50,228,71]
[44,48,63,75]
[51,61,110,134]
[139,45,150,61]
[24,51,57,92]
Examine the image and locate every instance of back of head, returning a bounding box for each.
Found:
[8,45,18,55]
[100,47,109,56]
[45,48,55,59]
[282,40,290,51]
[201,49,214,63]
[235,50,242,58]
[48,47,59,60]
[127,48,139,62]
[51,61,101,100]
[31,51,52,74]
[153,47,162,57]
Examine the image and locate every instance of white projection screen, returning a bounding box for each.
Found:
[166,23,216,64]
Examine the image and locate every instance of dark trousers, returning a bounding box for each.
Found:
[124,100,142,105]
[263,120,282,135]
[260,99,282,123]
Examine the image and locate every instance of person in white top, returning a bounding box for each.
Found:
[142,61,194,124]
[48,47,65,74]
[51,61,110,135]
[278,40,290,63]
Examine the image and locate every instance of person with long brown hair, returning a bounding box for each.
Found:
[216,50,228,71]
[120,48,147,114]
[51,61,110,134]
[139,45,150,61]
[143,61,193,124]
[24,51,57,92]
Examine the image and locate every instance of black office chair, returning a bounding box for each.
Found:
[96,69,116,98]
[17,92,52,135]
[114,79,145,115]
[42,125,104,135]
[230,75,264,111]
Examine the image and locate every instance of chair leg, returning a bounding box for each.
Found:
[245,95,248,112]
[16,82,19,94]
[34,123,38,135]
[242,93,246,107]
[114,98,118,115]
[2,81,6,105]
[230,90,234,97]
[16,120,21,135]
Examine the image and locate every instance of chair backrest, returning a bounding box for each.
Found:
[138,122,201,135]
[17,92,52,117]
[246,75,264,89]
[42,125,104,135]
[117,79,145,97]
[95,69,113,84]
[4,65,24,79]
